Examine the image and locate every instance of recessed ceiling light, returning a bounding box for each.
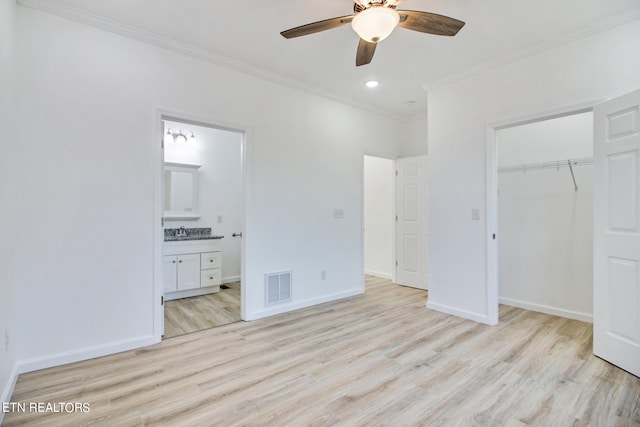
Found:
[366,80,379,88]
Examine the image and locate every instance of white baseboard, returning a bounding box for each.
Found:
[499,297,593,323]
[364,270,392,280]
[0,363,19,424]
[16,335,157,375]
[222,275,241,284]
[426,300,496,325]
[245,288,364,321]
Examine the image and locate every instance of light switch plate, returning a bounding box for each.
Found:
[334,209,344,219]
[472,208,480,221]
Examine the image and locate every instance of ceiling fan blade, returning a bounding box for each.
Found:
[397,10,465,36]
[281,15,354,39]
[356,38,376,66]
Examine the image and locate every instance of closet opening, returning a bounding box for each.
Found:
[495,111,594,322]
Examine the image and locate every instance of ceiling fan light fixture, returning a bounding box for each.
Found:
[351,6,400,43]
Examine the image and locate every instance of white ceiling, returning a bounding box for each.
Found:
[21,0,640,120]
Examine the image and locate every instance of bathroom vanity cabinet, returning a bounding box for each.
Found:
[163,239,222,301]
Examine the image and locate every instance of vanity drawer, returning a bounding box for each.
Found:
[201,252,222,269]
[201,268,222,287]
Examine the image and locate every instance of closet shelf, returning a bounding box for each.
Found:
[498,156,593,173]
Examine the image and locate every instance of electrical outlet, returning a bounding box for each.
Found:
[5,330,8,352]
[321,270,327,280]
[217,215,223,223]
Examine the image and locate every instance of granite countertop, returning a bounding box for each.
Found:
[164,227,224,242]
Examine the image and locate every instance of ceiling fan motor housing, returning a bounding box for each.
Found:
[354,0,398,13]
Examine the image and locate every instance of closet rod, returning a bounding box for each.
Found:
[498,156,593,173]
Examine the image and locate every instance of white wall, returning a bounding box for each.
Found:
[364,156,394,279]
[9,4,402,380]
[0,0,18,415]
[498,112,594,166]
[164,121,243,282]
[398,115,428,157]
[427,18,640,324]
[497,113,594,321]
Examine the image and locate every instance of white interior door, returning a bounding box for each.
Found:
[396,156,428,290]
[593,89,640,377]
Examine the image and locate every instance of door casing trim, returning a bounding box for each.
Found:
[152,107,251,342]
[484,99,603,326]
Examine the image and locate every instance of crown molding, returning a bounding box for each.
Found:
[428,6,640,91]
[16,0,410,122]
[19,0,634,121]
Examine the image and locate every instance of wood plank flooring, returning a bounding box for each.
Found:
[163,281,241,339]
[5,276,640,426]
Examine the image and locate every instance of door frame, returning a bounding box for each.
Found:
[153,107,250,342]
[485,99,603,325]
[362,152,397,285]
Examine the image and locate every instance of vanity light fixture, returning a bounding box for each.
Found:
[186,131,197,144]
[165,128,198,145]
[175,131,187,144]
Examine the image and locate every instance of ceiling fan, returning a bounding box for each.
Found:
[280,0,465,66]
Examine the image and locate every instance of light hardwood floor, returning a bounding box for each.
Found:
[5,276,640,426]
[163,281,241,339]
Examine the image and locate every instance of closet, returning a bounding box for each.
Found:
[497,112,593,321]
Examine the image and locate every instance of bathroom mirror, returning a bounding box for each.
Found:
[164,163,201,219]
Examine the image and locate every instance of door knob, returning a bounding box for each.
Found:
[232,232,243,237]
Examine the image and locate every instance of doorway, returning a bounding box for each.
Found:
[496,112,594,322]
[363,155,395,281]
[160,117,244,339]
[485,92,640,376]
[363,154,428,291]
